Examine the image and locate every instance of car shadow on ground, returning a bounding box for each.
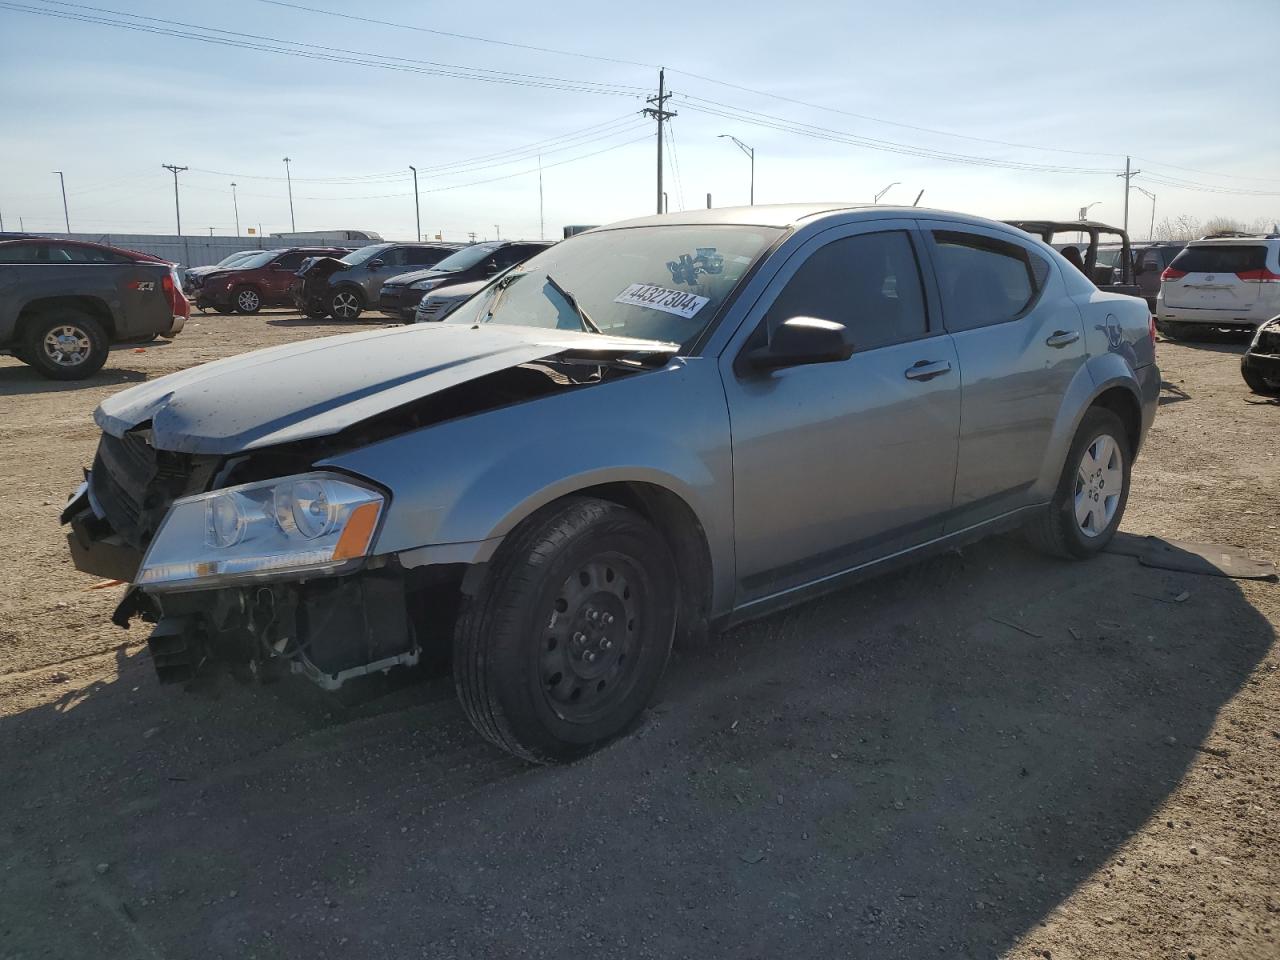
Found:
[1158,331,1251,354]
[0,364,147,396]
[0,536,1272,958]
[1158,379,1192,405]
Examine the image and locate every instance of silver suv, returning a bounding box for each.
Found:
[62,205,1159,763]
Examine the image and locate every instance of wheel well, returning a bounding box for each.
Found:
[1091,386,1142,452]
[333,283,365,303]
[563,482,714,645]
[17,296,116,340]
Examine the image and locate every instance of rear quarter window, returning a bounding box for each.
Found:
[931,230,1048,331]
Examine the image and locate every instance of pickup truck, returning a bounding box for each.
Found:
[0,237,189,380]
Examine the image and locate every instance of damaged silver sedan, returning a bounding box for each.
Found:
[63,205,1159,762]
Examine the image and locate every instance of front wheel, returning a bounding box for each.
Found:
[23,309,109,380]
[453,498,677,763]
[330,289,363,321]
[233,286,262,314]
[1025,407,1132,559]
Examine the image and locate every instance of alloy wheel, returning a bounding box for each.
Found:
[42,324,92,367]
[236,289,261,312]
[1074,433,1123,537]
[332,291,360,319]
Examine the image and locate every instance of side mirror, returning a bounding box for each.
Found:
[368,259,384,271]
[747,317,854,371]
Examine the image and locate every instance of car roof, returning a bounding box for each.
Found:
[1186,237,1278,246]
[600,204,1041,238]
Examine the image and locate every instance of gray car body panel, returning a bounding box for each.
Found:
[0,261,176,344]
[92,203,1158,624]
[94,324,678,454]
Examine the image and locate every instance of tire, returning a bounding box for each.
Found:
[305,309,328,320]
[22,309,109,381]
[330,288,363,321]
[213,306,235,316]
[1025,407,1132,559]
[233,286,262,315]
[1242,362,1280,395]
[453,497,677,763]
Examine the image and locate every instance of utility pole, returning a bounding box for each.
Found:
[282,157,296,232]
[706,192,712,209]
[537,154,545,241]
[663,191,668,213]
[1116,156,1141,235]
[409,165,421,240]
[53,171,70,232]
[1134,185,1156,240]
[642,68,676,215]
[162,164,188,235]
[231,182,240,237]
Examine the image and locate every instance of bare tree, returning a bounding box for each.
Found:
[1202,216,1246,237]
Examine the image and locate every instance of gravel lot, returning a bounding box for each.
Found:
[1,310,1276,959]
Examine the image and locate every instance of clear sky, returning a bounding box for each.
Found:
[2,0,1278,242]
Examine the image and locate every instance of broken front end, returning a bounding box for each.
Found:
[62,430,452,689]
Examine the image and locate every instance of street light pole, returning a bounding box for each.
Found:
[717,134,755,205]
[1133,186,1156,240]
[231,182,240,237]
[282,157,296,232]
[409,165,421,240]
[53,171,70,232]
[874,181,900,204]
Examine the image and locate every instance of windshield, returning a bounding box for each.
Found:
[340,243,394,266]
[232,251,276,269]
[446,224,782,349]
[431,242,504,273]
[216,251,256,267]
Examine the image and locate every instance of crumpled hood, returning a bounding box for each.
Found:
[95,323,678,455]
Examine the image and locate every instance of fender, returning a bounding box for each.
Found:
[1033,351,1146,500]
[322,357,738,612]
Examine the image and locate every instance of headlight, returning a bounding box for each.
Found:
[135,472,385,592]
[409,278,442,292]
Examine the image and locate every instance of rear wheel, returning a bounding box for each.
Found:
[330,288,363,321]
[1025,407,1131,559]
[233,286,262,314]
[22,309,109,380]
[453,497,677,763]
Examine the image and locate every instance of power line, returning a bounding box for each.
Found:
[255,0,651,70]
[1,0,648,97]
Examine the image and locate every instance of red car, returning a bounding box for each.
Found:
[195,247,348,314]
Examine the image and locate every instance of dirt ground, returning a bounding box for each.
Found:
[0,310,1276,960]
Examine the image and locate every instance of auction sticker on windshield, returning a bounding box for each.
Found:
[614,283,709,319]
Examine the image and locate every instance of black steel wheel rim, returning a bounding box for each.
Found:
[538,553,644,724]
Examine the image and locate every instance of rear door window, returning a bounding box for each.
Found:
[274,251,309,270]
[931,230,1044,331]
[765,230,929,351]
[1169,245,1266,274]
[0,243,44,262]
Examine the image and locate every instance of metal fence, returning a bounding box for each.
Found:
[3,232,383,267]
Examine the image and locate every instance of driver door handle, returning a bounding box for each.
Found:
[1045,330,1081,348]
[904,359,952,381]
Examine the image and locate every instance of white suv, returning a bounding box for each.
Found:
[1156,237,1280,339]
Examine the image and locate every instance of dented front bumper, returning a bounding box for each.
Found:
[62,477,429,690]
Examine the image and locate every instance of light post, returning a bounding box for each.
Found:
[1133,186,1156,240]
[873,181,900,204]
[53,171,69,232]
[282,157,296,232]
[1078,201,1102,243]
[409,165,421,240]
[231,182,240,237]
[717,134,755,205]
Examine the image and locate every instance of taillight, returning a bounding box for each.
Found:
[164,269,190,318]
[1160,267,1186,281]
[1234,268,1280,283]
[1149,315,1157,346]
